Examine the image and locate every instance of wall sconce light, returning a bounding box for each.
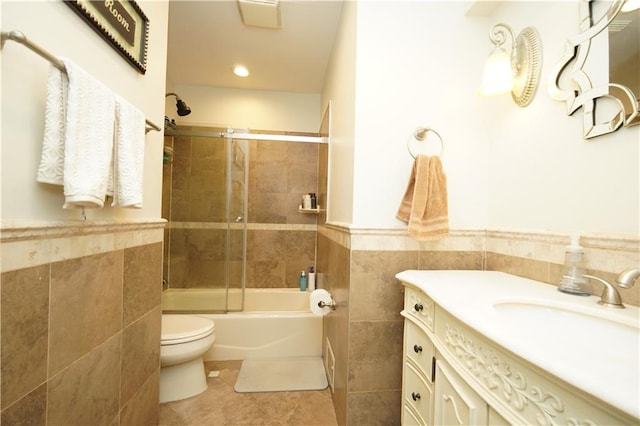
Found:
[621,0,640,12]
[479,23,542,107]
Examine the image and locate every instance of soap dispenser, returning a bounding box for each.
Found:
[558,235,591,296]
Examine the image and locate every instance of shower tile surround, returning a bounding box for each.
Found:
[163,127,321,290]
[0,220,165,425]
[316,225,639,425]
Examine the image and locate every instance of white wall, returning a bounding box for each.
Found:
[352,1,491,230]
[321,0,357,225]
[323,0,639,236]
[1,0,169,221]
[485,1,639,236]
[167,84,321,132]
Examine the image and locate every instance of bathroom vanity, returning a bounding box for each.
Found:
[396,270,639,426]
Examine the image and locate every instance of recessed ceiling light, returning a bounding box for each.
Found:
[234,65,250,77]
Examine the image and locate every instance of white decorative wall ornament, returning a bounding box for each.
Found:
[549,0,639,138]
[444,323,597,426]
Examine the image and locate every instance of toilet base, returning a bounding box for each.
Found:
[160,357,208,403]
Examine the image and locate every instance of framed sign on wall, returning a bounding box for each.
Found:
[65,0,149,74]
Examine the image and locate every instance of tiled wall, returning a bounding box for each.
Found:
[162,128,322,290]
[0,222,164,425]
[317,225,639,426]
[317,232,350,424]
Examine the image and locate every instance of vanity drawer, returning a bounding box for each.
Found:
[402,403,424,426]
[404,286,434,331]
[402,361,433,425]
[405,320,435,378]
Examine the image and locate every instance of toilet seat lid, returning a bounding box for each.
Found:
[161,315,215,344]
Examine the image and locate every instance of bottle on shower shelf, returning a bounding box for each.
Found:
[302,194,312,210]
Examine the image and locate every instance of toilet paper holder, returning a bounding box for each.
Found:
[310,288,336,315]
[318,299,336,310]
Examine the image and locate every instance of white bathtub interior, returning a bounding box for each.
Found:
[161,288,322,361]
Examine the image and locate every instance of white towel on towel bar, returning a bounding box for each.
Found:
[37,58,115,208]
[37,63,67,185]
[111,95,145,208]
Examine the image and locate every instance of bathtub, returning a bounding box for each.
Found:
[161,288,322,361]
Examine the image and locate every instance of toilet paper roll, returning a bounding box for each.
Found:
[310,289,333,316]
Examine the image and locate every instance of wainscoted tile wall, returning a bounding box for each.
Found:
[317,232,350,424]
[162,128,322,290]
[317,225,639,426]
[0,221,165,425]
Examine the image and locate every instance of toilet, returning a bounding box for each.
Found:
[160,314,216,403]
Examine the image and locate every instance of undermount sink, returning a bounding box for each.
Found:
[493,299,639,343]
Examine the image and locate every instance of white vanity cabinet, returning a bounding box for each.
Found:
[398,271,639,426]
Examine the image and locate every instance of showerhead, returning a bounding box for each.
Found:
[175,98,191,116]
[166,92,192,116]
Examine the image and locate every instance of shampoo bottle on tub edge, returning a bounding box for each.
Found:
[308,266,316,291]
[299,271,307,291]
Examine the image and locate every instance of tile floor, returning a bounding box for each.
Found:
[159,360,339,426]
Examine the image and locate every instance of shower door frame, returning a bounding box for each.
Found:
[163,128,251,313]
[224,133,249,313]
[163,127,326,313]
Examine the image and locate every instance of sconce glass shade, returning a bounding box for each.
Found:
[479,23,541,107]
[621,0,640,12]
[479,47,514,95]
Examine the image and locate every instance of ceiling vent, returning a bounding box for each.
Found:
[237,0,281,29]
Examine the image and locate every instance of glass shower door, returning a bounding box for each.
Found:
[225,136,248,311]
[163,127,247,313]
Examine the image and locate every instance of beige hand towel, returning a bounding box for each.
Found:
[396,155,449,240]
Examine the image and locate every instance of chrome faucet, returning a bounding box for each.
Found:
[582,274,625,309]
[582,268,640,309]
[616,268,640,288]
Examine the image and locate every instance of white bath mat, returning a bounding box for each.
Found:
[234,356,328,393]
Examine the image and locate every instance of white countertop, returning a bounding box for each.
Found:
[396,270,640,420]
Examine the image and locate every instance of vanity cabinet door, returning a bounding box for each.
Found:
[434,358,488,426]
[488,407,510,426]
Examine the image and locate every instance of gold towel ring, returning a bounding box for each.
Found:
[407,127,444,159]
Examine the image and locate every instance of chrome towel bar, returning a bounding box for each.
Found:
[1,30,161,134]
